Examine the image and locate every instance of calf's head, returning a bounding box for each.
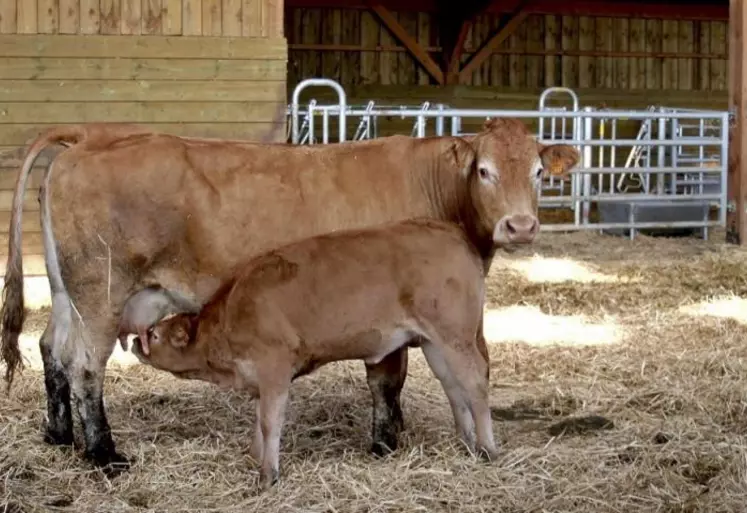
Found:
[132,313,204,374]
[458,117,580,248]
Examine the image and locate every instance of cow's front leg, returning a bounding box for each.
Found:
[364,347,408,456]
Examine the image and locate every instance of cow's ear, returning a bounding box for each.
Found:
[448,138,477,177]
[482,118,499,131]
[538,143,580,178]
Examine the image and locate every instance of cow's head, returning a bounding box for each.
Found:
[457,117,580,248]
[131,313,204,374]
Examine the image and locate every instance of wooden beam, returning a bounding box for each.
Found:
[458,7,529,82]
[728,0,747,244]
[368,3,444,84]
[444,21,472,84]
[288,43,728,60]
[284,0,729,21]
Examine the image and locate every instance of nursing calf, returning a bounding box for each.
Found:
[134,218,494,489]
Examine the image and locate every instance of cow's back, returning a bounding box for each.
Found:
[48,133,438,301]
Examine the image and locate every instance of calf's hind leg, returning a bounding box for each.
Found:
[421,340,498,461]
[364,347,408,456]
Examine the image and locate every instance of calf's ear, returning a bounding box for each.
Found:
[538,143,581,178]
[447,138,477,177]
[169,316,195,348]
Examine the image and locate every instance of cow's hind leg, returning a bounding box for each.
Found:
[64,314,129,475]
[365,347,408,457]
[39,318,74,447]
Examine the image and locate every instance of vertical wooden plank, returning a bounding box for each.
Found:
[488,14,502,87]
[321,9,340,81]
[38,0,59,33]
[222,0,241,35]
[543,14,558,87]
[242,0,259,36]
[201,0,220,35]
[379,9,396,85]
[122,0,142,34]
[361,10,379,85]
[304,8,321,79]
[645,19,661,90]
[595,17,612,88]
[469,18,481,86]
[398,12,417,86]
[0,0,17,33]
[678,20,694,90]
[100,0,119,34]
[286,8,299,86]
[480,15,492,85]
[417,12,430,85]
[162,0,181,34]
[58,0,78,33]
[561,15,577,88]
[79,0,99,33]
[699,20,711,91]
[661,19,678,90]
[726,0,747,244]
[182,0,201,35]
[508,14,526,88]
[18,0,39,33]
[578,16,594,88]
[710,21,727,91]
[526,14,542,89]
[340,9,360,87]
[628,19,645,89]
[613,18,629,90]
[270,0,284,38]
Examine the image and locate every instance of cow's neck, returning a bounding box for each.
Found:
[416,142,494,262]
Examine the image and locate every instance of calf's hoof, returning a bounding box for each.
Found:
[477,446,500,463]
[84,447,131,477]
[259,468,280,491]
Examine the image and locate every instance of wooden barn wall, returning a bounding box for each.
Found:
[0,0,287,275]
[286,8,729,101]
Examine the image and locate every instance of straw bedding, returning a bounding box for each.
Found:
[2,228,747,512]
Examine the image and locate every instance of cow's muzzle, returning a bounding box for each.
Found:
[494,214,540,245]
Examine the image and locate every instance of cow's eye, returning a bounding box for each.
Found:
[478,167,489,180]
[535,167,544,180]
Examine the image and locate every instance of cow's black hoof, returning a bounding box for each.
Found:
[43,427,74,447]
[84,447,131,477]
[370,437,398,458]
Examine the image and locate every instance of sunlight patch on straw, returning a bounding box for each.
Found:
[679,295,747,325]
[499,255,627,284]
[483,305,625,347]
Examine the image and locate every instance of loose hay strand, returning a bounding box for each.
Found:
[2,228,747,512]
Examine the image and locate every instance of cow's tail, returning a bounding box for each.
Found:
[1,126,87,389]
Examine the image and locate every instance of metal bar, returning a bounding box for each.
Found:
[541,220,722,232]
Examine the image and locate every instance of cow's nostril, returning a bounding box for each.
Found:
[505,220,517,235]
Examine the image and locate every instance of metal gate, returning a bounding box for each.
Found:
[287,79,728,239]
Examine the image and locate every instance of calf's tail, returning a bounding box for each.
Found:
[0,126,88,389]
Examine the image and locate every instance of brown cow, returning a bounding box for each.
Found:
[134,218,498,490]
[0,119,579,474]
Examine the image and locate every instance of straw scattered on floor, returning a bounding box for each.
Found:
[3,227,747,512]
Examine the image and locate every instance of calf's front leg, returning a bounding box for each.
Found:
[364,347,408,456]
